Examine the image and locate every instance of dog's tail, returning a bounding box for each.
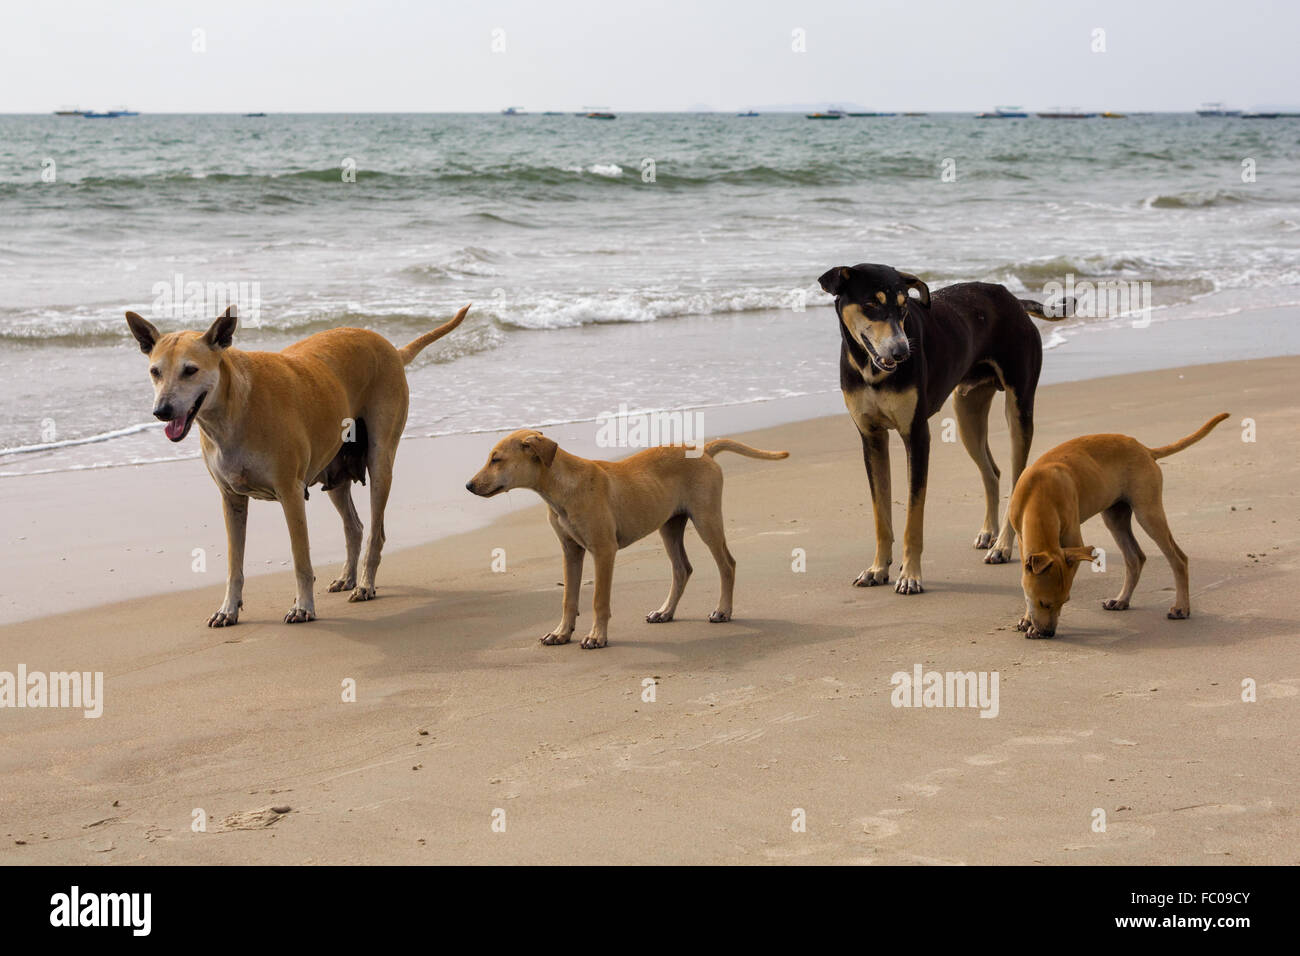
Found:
[702,438,790,461]
[1019,297,1074,322]
[399,304,470,365]
[1148,412,1230,459]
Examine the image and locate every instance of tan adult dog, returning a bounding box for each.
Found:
[1010,412,1229,638]
[465,430,788,648]
[125,303,470,625]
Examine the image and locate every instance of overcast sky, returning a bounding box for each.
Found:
[3,0,1295,113]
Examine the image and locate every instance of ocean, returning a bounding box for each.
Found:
[1,111,1298,476]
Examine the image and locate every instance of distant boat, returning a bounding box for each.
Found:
[1101,111,1127,118]
[807,108,845,119]
[501,106,526,115]
[585,111,616,119]
[737,110,759,117]
[976,106,1027,118]
[85,108,140,118]
[53,107,86,116]
[1196,102,1241,117]
[902,111,928,116]
[847,111,896,117]
[243,112,267,117]
[1037,108,1097,119]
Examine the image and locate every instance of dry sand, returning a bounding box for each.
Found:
[1,357,1296,865]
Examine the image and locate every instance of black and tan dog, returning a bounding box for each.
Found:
[818,263,1064,594]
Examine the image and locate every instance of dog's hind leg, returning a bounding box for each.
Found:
[647,513,692,623]
[208,490,249,627]
[278,485,317,623]
[325,485,362,593]
[1131,490,1191,620]
[689,510,736,622]
[853,426,894,587]
[351,443,395,603]
[954,383,1001,551]
[1100,501,1145,610]
[987,386,1034,564]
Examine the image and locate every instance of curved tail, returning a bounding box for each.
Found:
[703,438,789,461]
[399,304,470,365]
[1019,297,1074,322]
[1149,412,1230,459]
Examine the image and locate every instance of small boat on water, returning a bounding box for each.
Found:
[807,108,845,119]
[54,107,86,116]
[585,111,616,119]
[1037,108,1097,118]
[737,110,759,117]
[1101,111,1127,118]
[976,106,1027,118]
[84,107,140,118]
[501,106,526,115]
[1196,102,1242,117]
[243,112,267,117]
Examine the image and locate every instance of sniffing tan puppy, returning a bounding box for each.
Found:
[465,431,788,648]
[126,303,469,625]
[1009,412,1229,638]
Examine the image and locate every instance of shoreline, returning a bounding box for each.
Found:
[2,304,1298,625]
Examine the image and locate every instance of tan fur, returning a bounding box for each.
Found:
[466,430,788,648]
[125,303,469,625]
[1008,413,1229,638]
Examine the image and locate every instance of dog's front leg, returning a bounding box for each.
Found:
[581,544,617,649]
[543,526,584,646]
[853,426,894,587]
[208,490,249,627]
[896,421,930,594]
[278,486,316,623]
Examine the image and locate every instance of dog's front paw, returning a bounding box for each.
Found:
[973,531,995,550]
[853,567,890,587]
[1167,606,1189,620]
[580,631,608,649]
[540,630,572,646]
[708,609,731,623]
[327,576,356,593]
[1016,616,1031,632]
[645,609,674,623]
[207,609,239,627]
[347,586,376,603]
[1102,598,1130,611]
[283,607,316,624]
[983,548,1011,565]
[894,573,923,595]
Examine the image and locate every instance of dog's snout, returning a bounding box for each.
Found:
[464,480,474,492]
[886,340,910,362]
[153,402,175,421]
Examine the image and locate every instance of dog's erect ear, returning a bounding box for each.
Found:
[1025,552,1054,575]
[204,305,238,350]
[897,271,930,307]
[522,432,558,467]
[818,266,853,296]
[125,311,160,355]
[1063,546,1097,568]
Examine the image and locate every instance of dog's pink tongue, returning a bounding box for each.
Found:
[164,416,187,441]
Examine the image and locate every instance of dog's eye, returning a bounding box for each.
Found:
[490,456,501,464]
[182,366,198,377]
[1038,600,1052,610]
[149,367,160,379]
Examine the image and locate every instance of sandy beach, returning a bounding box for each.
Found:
[1,350,1295,865]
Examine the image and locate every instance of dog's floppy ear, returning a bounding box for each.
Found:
[1063,545,1097,568]
[898,271,931,307]
[204,305,238,350]
[818,266,853,296]
[125,311,160,355]
[522,432,558,467]
[1025,552,1054,575]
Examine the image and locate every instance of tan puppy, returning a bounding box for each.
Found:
[126,303,469,625]
[1009,412,1229,638]
[466,431,788,648]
